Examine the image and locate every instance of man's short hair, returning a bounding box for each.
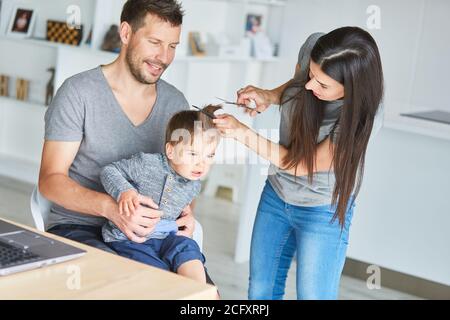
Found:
[121,0,184,31]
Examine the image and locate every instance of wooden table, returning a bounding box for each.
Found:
[0,219,217,299]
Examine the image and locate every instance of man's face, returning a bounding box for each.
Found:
[124,14,181,84]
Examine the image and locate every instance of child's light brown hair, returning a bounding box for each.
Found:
[165,105,222,146]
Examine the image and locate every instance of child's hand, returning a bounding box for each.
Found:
[118,189,140,217]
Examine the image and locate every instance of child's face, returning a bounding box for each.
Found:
[166,132,218,181]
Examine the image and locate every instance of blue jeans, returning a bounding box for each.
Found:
[48,224,117,254]
[249,181,354,300]
[109,234,205,273]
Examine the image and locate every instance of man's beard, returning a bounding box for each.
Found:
[125,46,167,85]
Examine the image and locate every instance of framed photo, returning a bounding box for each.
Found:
[7,7,35,38]
[245,14,262,36]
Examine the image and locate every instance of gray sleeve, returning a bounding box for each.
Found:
[100,152,147,201]
[44,79,85,141]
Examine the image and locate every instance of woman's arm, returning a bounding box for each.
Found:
[214,115,334,176]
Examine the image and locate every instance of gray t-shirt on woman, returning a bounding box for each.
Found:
[268,32,383,207]
[44,66,189,230]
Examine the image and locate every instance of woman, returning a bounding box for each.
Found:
[214,26,384,300]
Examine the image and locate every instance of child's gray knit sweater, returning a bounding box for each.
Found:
[100,152,201,242]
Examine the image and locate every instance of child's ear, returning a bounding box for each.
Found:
[166,143,174,160]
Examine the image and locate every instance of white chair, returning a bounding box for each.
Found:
[30,186,51,232]
[30,186,203,250]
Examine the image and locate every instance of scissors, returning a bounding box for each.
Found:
[192,105,217,119]
[215,97,261,114]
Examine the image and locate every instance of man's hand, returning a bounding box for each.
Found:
[118,189,140,217]
[176,204,195,238]
[105,195,162,243]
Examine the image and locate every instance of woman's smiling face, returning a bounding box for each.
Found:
[304,61,345,101]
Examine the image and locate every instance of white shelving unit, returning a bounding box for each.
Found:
[0,0,287,183]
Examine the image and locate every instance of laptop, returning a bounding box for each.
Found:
[0,219,86,276]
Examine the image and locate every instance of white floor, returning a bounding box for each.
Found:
[0,175,421,300]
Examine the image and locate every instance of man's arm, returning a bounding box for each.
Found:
[39,141,116,218]
[38,141,161,243]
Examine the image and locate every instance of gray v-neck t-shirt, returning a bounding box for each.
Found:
[267,32,383,207]
[44,66,189,229]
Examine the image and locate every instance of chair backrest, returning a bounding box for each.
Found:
[193,220,203,252]
[29,186,203,250]
[30,186,52,232]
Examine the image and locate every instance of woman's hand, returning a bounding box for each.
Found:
[237,85,279,117]
[213,114,249,140]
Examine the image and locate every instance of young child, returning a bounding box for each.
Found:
[100,105,222,283]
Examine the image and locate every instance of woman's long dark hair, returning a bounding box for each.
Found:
[281,27,384,226]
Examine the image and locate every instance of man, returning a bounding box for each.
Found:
[39,0,214,284]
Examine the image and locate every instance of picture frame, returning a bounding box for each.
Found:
[46,20,84,46]
[7,6,36,38]
[245,14,263,36]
